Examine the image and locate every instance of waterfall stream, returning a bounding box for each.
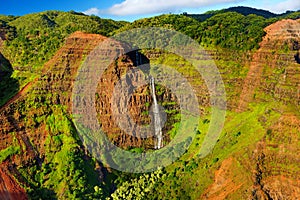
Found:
[150,76,163,149]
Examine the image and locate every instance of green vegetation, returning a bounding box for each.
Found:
[193,12,271,50]
[0,6,299,200]
[0,145,20,163]
[16,103,105,199]
[185,6,278,21]
[0,11,127,95]
[110,169,165,200]
[118,103,282,199]
[116,14,199,33]
[281,11,300,19]
[3,11,127,69]
[116,11,272,51]
[0,17,16,40]
[0,132,20,164]
[0,11,127,106]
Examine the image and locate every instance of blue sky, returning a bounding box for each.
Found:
[1,0,300,21]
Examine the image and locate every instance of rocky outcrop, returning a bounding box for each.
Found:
[95,53,179,148]
[0,32,109,196]
[199,19,300,200]
[0,30,180,168]
[238,19,300,111]
[201,157,245,200]
[0,32,107,157]
[251,114,300,199]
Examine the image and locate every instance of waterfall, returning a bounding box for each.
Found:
[150,76,163,149]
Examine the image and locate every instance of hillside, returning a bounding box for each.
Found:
[0,11,128,108]
[0,8,300,199]
[125,18,300,199]
[184,6,300,22]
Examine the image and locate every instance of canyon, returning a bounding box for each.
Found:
[0,9,299,199]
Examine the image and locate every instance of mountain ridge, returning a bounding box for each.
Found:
[183,6,300,21]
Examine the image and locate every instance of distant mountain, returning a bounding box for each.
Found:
[223,6,278,18]
[183,6,293,21]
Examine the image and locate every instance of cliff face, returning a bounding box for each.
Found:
[0,31,180,196]
[95,53,151,148]
[203,19,300,199]
[0,32,109,197]
[95,51,180,149]
[0,166,27,200]
[37,31,179,150]
[238,19,300,111]
[258,20,300,107]
[0,31,106,157]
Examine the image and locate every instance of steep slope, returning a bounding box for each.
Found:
[203,18,300,199]
[248,19,300,200]
[0,32,111,199]
[134,18,300,200]
[4,11,127,69]
[0,29,179,198]
[238,19,300,111]
[0,11,128,119]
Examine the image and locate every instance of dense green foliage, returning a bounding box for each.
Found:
[2,11,127,69]
[15,97,106,199]
[0,145,20,163]
[193,12,270,50]
[116,12,270,51]
[281,11,300,19]
[0,17,16,40]
[110,169,165,199]
[186,6,278,21]
[116,8,299,52]
[116,14,199,33]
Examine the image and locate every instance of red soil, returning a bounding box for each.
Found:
[0,166,27,200]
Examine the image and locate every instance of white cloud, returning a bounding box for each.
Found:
[106,0,241,16]
[83,7,100,15]
[265,0,300,13]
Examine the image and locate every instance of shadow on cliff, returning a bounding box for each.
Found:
[127,50,150,74]
[294,52,300,64]
[0,53,19,107]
